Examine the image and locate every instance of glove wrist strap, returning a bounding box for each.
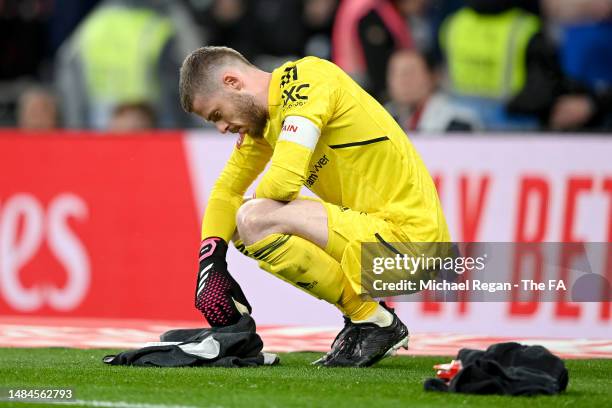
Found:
[199,237,228,261]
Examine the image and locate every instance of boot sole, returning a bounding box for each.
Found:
[383,334,410,358]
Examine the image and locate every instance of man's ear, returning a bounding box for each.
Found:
[222,72,242,91]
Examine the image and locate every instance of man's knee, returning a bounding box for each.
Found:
[236,198,284,245]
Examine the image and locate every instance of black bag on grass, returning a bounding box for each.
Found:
[424,342,569,396]
[103,314,278,368]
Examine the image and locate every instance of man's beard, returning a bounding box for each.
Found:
[229,93,268,138]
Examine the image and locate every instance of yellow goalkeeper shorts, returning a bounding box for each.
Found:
[322,202,451,295]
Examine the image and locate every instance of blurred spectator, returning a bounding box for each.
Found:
[56,0,201,129]
[385,50,481,133]
[0,0,54,81]
[189,0,308,70]
[302,0,339,60]
[188,0,258,61]
[47,0,101,57]
[250,0,304,63]
[17,87,59,130]
[461,0,540,15]
[0,0,54,125]
[332,0,413,100]
[542,0,611,22]
[394,0,460,59]
[548,95,604,131]
[109,101,157,131]
[543,0,612,130]
[395,0,429,51]
[440,0,590,130]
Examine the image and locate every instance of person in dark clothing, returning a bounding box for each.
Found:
[47,0,101,57]
[190,0,309,65]
[0,0,55,125]
[395,0,462,65]
[332,0,413,101]
[465,0,540,15]
[543,0,612,130]
[188,0,259,61]
[0,0,53,81]
[302,0,339,60]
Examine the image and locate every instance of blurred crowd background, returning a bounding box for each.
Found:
[2,0,611,133]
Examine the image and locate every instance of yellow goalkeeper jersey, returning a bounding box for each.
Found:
[202,57,449,244]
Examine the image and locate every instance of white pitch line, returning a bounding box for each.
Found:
[3,399,206,408]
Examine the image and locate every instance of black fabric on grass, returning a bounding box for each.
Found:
[103,315,277,367]
[424,342,569,396]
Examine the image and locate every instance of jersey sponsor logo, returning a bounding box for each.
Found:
[280,65,298,88]
[281,123,298,133]
[282,84,310,107]
[279,116,320,150]
[305,154,329,187]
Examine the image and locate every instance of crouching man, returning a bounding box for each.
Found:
[179,46,450,367]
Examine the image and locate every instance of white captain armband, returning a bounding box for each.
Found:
[278,116,320,151]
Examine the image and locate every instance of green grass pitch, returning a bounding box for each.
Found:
[0,348,610,408]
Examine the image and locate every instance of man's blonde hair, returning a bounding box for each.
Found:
[179,46,252,113]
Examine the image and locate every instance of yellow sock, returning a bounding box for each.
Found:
[244,233,378,320]
[337,279,378,321]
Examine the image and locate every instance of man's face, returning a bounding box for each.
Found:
[387,51,433,107]
[18,93,58,130]
[193,90,268,138]
[109,108,154,131]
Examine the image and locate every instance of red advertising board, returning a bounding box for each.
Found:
[1,131,611,339]
[0,132,201,320]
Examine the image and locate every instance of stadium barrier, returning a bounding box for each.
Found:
[0,130,610,338]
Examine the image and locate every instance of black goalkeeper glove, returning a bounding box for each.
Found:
[195,237,252,327]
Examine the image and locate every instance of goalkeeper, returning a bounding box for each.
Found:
[179,46,450,367]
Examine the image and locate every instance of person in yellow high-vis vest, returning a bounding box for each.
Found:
[439,1,595,130]
[56,0,199,129]
[440,6,540,100]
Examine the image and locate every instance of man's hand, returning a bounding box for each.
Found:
[550,95,595,130]
[195,237,252,327]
